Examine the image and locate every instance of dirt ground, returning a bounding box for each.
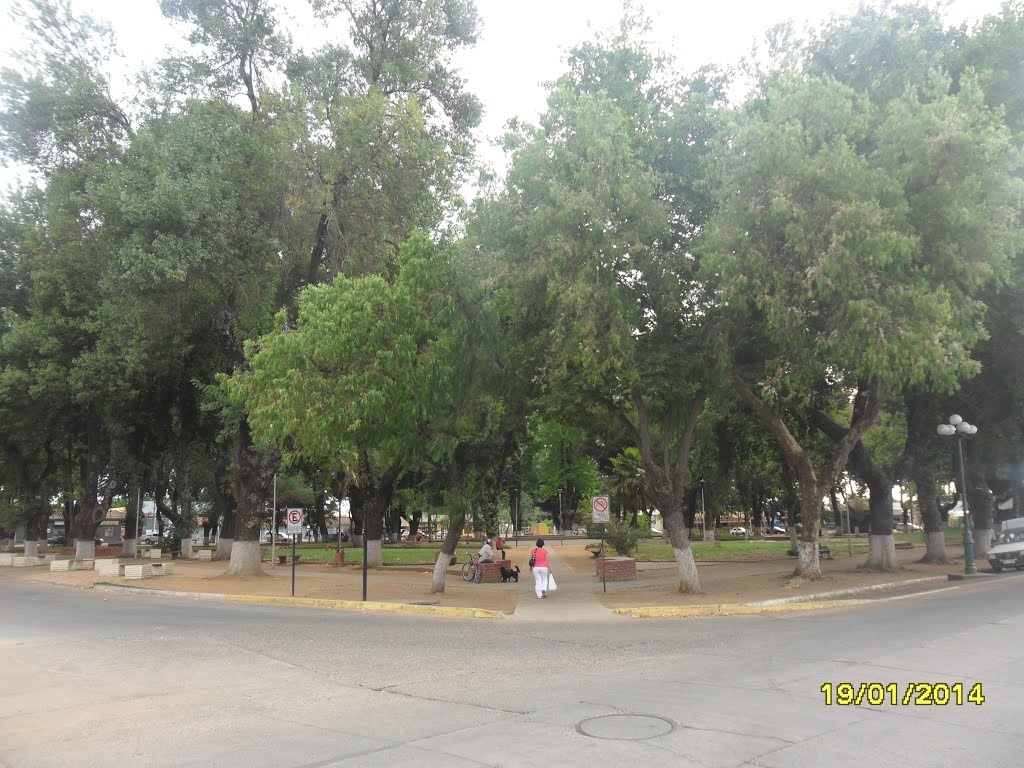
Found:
[12,540,968,615]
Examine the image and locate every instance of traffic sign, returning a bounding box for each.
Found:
[286,508,303,534]
[591,495,610,523]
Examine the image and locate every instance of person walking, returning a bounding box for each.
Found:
[529,538,550,599]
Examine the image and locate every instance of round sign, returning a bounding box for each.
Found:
[286,508,302,525]
[593,497,609,513]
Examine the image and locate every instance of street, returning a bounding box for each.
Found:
[1,574,1022,767]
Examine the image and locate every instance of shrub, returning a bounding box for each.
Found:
[605,518,639,557]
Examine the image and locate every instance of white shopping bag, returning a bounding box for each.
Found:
[547,572,557,591]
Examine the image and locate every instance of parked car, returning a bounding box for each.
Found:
[988,518,1024,572]
[47,535,66,546]
[730,526,747,535]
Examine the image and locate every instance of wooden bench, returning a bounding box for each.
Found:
[819,544,833,560]
[278,554,301,566]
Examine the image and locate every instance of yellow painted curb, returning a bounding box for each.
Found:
[613,599,872,618]
[223,594,504,619]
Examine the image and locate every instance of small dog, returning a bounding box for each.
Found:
[500,564,520,583]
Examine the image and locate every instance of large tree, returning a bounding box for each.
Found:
[703,61,1020,578]
[235,233,494,578]
[473,21,728,592]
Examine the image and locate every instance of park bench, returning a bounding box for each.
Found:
[278,554,301,566]
[585,542,604,559]
[819,543,833,560]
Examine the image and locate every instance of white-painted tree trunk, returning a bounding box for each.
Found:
[974,528,993,561]
[365,538,383,568]
[353,534,364,548]
[122,540,138,557]
[672,545,700,593]
[1,536,13,552]
[703,528,715,542]
[920,531,948,563]
[861,534,898,571]
[75,539,96,560]
[794,540,820,578]
[180,539,193,560]
[430,554,450,593]
[24,540,39,556]
[223,540,264,577]
[214,537,233,560]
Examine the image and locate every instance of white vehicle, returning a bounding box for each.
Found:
[988,518,1024,572]
[730,526,747,535]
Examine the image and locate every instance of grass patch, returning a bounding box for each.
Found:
[261,543,479,565]
[632,529,964,561]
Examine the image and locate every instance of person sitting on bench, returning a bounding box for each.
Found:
[478,538,495,564]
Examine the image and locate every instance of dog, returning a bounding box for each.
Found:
[500,564,520,583]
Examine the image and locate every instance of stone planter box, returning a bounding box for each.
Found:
[95,559,125,577]
[50,559,95,572]
[123,564,153,580]
[595,556,637,581]
[194,549,213,560]
[13,555,49,567]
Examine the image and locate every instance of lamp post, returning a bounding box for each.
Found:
[513,489,518,547]
[936,414,978,575]
[557,487,563,548]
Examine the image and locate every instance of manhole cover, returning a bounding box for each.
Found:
[576,714,674,740]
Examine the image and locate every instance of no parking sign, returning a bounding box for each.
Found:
[591,496,610,523]
[286,508,303,535]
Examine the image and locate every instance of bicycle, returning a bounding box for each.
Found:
[461,553,484,583]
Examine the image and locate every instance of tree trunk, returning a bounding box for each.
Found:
[75,540,96,559]
[24,540,39,556]
[430,519,464,594]
[794,474,823,578]
[864,535,898,571]
[222,418,276,577]
[122,539,138,557]
[659,496,699,593]
[72,415,106,556]
[860,471,897,571]
[914,464,949,563]
[966,458,994,561]
[215,538,233,560]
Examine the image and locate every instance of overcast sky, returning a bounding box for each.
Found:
[0,0,1009,182]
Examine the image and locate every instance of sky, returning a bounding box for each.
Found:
[0,0,1010,182]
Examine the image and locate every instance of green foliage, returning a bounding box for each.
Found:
[604,517,639,557]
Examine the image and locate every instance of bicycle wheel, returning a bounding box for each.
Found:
[474,563,484,583]
[462,561,474,581]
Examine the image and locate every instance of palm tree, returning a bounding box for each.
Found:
[609,448,646,526]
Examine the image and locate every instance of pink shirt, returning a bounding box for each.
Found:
[531,547,549,568]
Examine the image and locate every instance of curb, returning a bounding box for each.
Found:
[93,583,506,619]
[614,575,951,618]
[743,576,948,606]
[613,599,872,618]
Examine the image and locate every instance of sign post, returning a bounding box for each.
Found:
[591,496,610,593]
[286,508,303,596]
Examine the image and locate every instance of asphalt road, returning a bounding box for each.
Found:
[2,573,1022,767]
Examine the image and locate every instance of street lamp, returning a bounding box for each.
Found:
[513,489,518,547]
[936,414,978,575]
[557,487,563,548]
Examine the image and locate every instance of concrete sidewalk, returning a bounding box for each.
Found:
[511,544,626,623]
